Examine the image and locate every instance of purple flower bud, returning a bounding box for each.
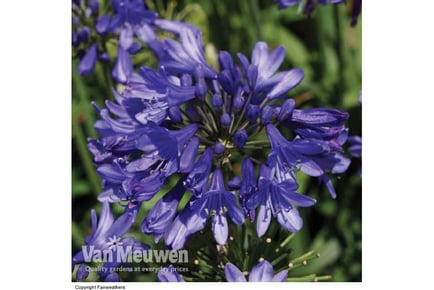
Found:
[96,15,110,35]
[214,142,226,154]
[127,42,142,54]
[247,104,260,122]
[98,52,110,62]
[233,130,248,148]
[218,51,234,70]
[261,105,274,124]
[77,26,90,43]
[179,137,199,173]
[228,176,242,190]
[247,64,258,89]
[77,44,97,75]
[212,93,223,109]
[76,265,89,281]
[185,105,200,122]
[233,94,245,111]
[168,106,183,123]
[220,113,232,127]
[105,272,120,282]
[278,99,295,121]
[72,33,78,47]
[72,16,80,26]
[112,46,133,83]
[89,0,99,16]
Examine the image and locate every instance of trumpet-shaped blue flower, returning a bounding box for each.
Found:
[225,260,288,282]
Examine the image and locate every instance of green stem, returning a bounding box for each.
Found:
[72,104,101,196]
[72,71,97,138]
[249,0,264,41]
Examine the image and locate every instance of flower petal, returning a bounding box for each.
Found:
[271,269,288,282]
[248,260,273,282]
[225,263,247,282]
[212,214,228,245]
[77,44,97,75]
[267,68,304,99]
[256,204,271,237]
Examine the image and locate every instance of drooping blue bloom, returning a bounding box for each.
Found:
[225,260,288,282]
[348,136,361,158]
[112,46,134,83]
[141,178,186,242]
[247,156,316,237]
[76,265,89,281]
[157,265,185,282]
[188,169,245,245]
[77,44,98,75]
[72,202,148,281]
[159,28,217,78]
[73,0,110,75]
[266,123,350,198]
[183,148,213,196]
[284,108,349,145]
[166,169,245,248]
[240,158,258,220]
[109,0,158,48]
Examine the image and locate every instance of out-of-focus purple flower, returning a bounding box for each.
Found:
[77,44,98,75]
[112,46,133,83]
[141,178,186,242]
[76,265,89,281]
[273,0,357,22]
[105,272,121,282]
[347,136,361,158]
[273,0,302,10]
[225,260,288,282]
[157,265,185,282]
[109,0,158,47]
[159,28,217,78]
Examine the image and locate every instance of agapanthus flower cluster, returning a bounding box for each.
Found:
[82,22,351,256]
[273,0,361,26]
[72,0,196,82]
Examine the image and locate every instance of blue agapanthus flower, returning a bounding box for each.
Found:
[225,260,288,282]
[72,202,148,282]
[84,24,350,254]
[72,0,197,79]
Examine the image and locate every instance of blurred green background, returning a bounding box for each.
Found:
[72,0,361,282]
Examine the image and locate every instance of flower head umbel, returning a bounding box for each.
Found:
[225,260,288,282]
[85,25,350,254]
[72,0,197,79]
